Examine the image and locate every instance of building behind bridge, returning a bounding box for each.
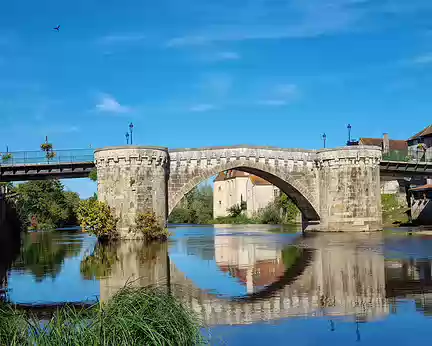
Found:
[213,170,280,218]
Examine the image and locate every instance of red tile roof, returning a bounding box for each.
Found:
[359,138,407,151]
[409,125,432,140]
[213,169,272,185]
[410,184,432,192]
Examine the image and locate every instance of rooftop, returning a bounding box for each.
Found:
[409,125,432,140]
[214,169,272,186]
[359,138,407,151]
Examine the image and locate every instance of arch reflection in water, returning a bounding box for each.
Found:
[94,228,389,326]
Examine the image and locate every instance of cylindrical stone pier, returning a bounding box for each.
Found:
[317,146,382,232]
[95,146,169,239]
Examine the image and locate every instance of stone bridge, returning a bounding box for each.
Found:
[95,145,382,237]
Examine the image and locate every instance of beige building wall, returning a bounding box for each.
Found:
[213,170,279,218]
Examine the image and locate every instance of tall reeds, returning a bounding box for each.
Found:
[0,286,204,345]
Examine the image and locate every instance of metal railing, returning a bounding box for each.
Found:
[0,149,95,166]
[382,149,432,163]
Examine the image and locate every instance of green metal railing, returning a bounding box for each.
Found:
[382,149,432,163]
[0,149,95,166]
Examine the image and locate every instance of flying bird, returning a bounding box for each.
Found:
[53,25,60,31]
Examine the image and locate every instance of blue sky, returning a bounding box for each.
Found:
[1,0,432,196]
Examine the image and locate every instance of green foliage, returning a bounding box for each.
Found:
[382,194,409,225]
[40,141,56,162]
[80,242,119,280]
[227,203,244,217]
[130,212,170,241]
[1,153,12,163]
[88,168,97,182]
[169,185,213,224]
[0,286,204,345]
[13,180,80,230]
[77,199,119,240]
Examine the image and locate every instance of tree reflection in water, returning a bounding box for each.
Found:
[12,232,83,282]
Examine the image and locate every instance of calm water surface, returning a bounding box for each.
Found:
[3,225,432,345]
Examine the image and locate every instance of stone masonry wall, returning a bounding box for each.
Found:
[317,146,382,232]
[95,146,169,239]
[168,147,320,222]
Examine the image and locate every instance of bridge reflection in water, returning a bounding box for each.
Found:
[98,229,392,326]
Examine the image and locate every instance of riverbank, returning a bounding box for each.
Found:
[0,286,204,345]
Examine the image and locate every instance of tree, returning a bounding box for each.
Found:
[14,180,79,230]
[89,168,97,182]
[168,184,213,224]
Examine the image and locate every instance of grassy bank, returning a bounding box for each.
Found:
[382,194,409,227]
[0,286,204,345]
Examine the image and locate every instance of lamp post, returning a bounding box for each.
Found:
[347,124,352,144]
[129,122,134,145]
[125,132,130,145]
[322,133,327,148]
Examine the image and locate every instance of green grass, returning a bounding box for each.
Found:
[0,286,204,345]
[381,194,409,227]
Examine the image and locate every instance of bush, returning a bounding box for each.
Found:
[77,199,119,240]
[130,212,170,242]
[0,286,204,345]
[227,204,244,217]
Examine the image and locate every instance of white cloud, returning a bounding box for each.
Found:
[96,94,131,113]
[215,51,241,60]
[257,100,287,106]
[189,103,216,112]
[410,53,432,65]
[98,33,146,45]
[258,83,300,106]
[165,0,365,47]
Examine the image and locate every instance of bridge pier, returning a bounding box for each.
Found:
[317,147,382,232]
[95,146,169,239]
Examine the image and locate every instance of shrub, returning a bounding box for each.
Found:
[130,212,170,242]
[227,204,244,217]
[77,199,119,240]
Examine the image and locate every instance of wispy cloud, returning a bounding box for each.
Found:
[410,53,432,65]
[189,103,216,112]
[215,51,241,60]
[257,100,288,106]
[43,125,80,135]
[96,94,131,114]
[258,83,300,106]
[98,33,146,45]
[165,0,366,47]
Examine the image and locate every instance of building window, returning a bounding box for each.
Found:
[219,201,222,206]
[218,186,221,191]
[274,189,279,197]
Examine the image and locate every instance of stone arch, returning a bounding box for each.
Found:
[168,159,320,221]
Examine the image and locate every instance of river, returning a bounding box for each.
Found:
[2,225,432,345]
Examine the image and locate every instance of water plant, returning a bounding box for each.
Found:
[130,211,170,241]
[0,286,204,345]
[77,199,119,241]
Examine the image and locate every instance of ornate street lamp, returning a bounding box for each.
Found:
[322,133,327,148]
[125,132,130,145]
[347,124,352,143]
[129,122,134,145]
